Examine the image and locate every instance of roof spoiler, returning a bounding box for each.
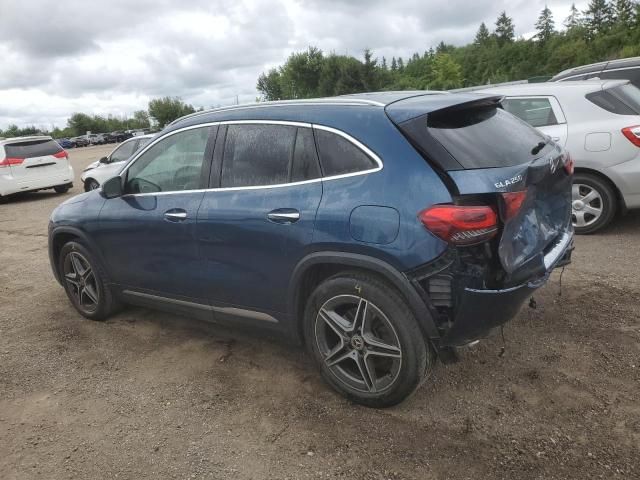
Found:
[385,94,504,124]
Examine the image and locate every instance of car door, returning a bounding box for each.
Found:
[502,96,569,146]
[97,125,217,304]
[196,122,323,321]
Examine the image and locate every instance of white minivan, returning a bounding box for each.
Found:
[479,80,640,233]
[0,136,74,199]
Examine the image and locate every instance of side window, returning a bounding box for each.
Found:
[221,124,296,187]
[502,97,559,128]
[125,127,211,194]
[314,129,377,177]
[110,140,137,163]
[291,127,321,182]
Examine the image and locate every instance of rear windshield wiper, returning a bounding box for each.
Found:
[531,141,547,156]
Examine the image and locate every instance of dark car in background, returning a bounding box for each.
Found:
[111,131,133,142]
[71,136,89,147]
[56,138,75,149]
[48,92,573,407]
[551,56,640,88]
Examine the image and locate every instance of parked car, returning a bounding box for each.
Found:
[478,80,640,234]
[81,134,154,190]
[57,138,75,149]
[71,136,89,147]
[550,56,640,88]
[102,133,116,144]
[87,134,105,145]
[1,136,73,199]
[111,131,133,142]
[48,93,573,407]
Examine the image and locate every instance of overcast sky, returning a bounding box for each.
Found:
[0,0,588,129]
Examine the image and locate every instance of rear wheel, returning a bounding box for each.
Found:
[54,185,70,194]
[572,173,616,234]
[303,271,431,408]
[85,179,100,191]
[59,241,119,321]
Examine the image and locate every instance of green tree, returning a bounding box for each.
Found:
[132,110,150,129]
[427,54,463,89]
[564,3,583,29]
[256,68,284,101]
[535,5,556,43]
[495,11,515,45]
[612,0,636,27]
[362,48,379,91]
[584,0,613,37]
[474,22,490,45]
[148,97,196,127]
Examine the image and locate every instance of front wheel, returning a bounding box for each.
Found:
[572,173,616,234]
[303,271,432,408]
[54,185,70,194]
[85,179,100,191]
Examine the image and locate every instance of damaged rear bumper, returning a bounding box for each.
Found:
[410,231,574,348]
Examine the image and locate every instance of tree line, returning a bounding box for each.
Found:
[257,0,640,100]
[0,96,198,139]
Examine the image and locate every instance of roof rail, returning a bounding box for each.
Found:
[167,97,384,127]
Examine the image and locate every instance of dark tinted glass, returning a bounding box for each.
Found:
[427,107,546,169]
[291,128,321,182]
[221,124,296,187]
[5,139,62,158]
[315,129,376,177]
[586,85,640,115]
[599,68,640,88]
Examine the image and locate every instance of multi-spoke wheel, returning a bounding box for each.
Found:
[58,241,120,320]
[571,173,616,234]
[304,272,432,407]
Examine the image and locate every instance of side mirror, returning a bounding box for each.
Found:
[102,176,124,199]
[99,156,109,164]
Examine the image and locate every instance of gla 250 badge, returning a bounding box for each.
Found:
[494,174,523,189]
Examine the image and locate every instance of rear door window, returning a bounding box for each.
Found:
[221,124,296,188]
[5,139,62,158]
[586,84,640,115]
[502,97,559,127]
[291,127,321,182]
[314,129,377,177]
[599,68,640,88]
[426,107,547,169]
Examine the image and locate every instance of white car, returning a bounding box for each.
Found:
[0,136,74,199]
[479,80,640,233]
[81,134,154,191]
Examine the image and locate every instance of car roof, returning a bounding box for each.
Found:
[477,79,629,95]
[168,90,500,129]
[553,56,640,79]
[0,135,52,146]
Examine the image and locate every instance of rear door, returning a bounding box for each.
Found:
[196,122,323,318]
[5,138,69,183]
[501,96,569,146]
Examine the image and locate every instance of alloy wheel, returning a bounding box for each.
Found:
[572,183,603,228]
[314,295,402,393]
[63,251,100,313]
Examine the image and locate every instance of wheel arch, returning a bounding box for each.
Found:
[288,252,440,345]
[83,177,98,192]
[49,227,110,285]
[574,167,627,214]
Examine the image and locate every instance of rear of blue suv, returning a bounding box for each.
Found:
[48,92,573,407]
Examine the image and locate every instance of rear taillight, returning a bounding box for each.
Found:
[563,153,574,175]
[622,125,640,147]
[0,157,24,168]
[419,205,498,246]
[501,191,527,221]
[53,150,68,159]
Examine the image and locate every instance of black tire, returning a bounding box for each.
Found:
[54,185,70,194]
[303,271,432,408]
[572,173,617,234]
[58,241,120,321]
[85,179,100,191]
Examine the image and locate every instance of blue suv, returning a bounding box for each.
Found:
[49,92,574,407]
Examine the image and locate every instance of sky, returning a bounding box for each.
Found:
[0,0,588,129]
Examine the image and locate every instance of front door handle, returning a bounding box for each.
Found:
[164,209,188,222]
[267,208,300,224]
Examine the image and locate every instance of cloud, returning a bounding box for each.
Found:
[0,0,588,128]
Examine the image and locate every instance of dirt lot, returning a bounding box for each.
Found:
[1,144,639,479]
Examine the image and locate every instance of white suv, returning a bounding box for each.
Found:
[0,136,74,199]
[479,80,640,233]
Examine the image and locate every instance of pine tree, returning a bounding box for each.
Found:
[474,22,490,45]
[584,0,613,36]
[564,3,582,29]
[397,57,404,71]
[495,11,515,45]
[612,0,635,27]
[381,56,387,70]
[390,57,397,71]
[535,5,556,42]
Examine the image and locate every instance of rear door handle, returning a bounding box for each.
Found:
[267,208,300,224]
[164,209,188,222]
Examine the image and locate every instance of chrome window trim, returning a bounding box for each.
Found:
[118,120,383,198]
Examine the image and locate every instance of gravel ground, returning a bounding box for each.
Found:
[1,144,639,479]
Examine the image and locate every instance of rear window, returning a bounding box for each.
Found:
[586,84,640,115]
[502,97,559,127]
[426,107,546,169]
[4,139,62,158]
